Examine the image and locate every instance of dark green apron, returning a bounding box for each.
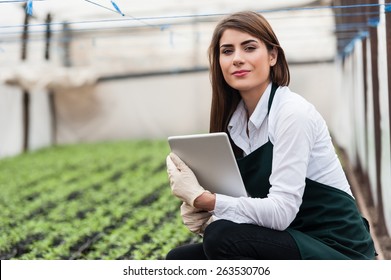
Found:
[236,84,376,260]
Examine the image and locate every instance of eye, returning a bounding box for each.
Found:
[221,49,233,55]
[244,45,257,52]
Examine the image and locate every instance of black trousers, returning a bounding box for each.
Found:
[166,220,301,260]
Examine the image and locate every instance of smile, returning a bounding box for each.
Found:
[232,70,250,77]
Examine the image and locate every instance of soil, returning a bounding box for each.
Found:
[356,176,391,260]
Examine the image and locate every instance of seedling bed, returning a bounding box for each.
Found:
[0,140,199,259]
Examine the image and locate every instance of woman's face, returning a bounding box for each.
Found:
[219,28,277,96]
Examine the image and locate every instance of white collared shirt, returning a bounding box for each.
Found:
[213,84,353,230]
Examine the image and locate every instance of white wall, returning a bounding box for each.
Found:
[0,86,53,159]
[0,86,23,158]
[29,89,53,151]
[55,72,212,144]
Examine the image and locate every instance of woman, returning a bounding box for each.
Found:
[166,11,376,260]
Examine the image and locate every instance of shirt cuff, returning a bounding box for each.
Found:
[212,193,239,219]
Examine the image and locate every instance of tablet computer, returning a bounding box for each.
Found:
[168,132,248,197]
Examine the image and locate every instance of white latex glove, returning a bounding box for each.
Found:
[180,202,214,235]
[166,152,208,207]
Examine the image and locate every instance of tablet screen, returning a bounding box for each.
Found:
[168,132,247,197]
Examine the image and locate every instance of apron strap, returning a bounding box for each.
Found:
[267,83,279,114]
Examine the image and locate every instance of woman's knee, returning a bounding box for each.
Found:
[165,247,180,260]
[203,219,238,259]
[166,243,207,260]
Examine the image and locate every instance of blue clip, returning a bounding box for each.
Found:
[26,0,33,16]
[111,1,125,16]
[385,4,391,13]
[368,17,379,27]
[160,24,170,31]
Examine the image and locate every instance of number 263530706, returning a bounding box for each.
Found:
[216,266,270,276]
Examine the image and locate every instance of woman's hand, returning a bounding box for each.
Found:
[166,152,208,207]
[180,202,213,235]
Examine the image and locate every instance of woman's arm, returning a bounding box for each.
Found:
[194,192,216,211]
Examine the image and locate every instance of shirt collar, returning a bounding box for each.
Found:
[228,82,272,132]
[228,100,246,136]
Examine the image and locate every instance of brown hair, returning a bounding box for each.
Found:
[208,11,290,134]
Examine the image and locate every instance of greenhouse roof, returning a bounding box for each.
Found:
[1,0,337,63]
